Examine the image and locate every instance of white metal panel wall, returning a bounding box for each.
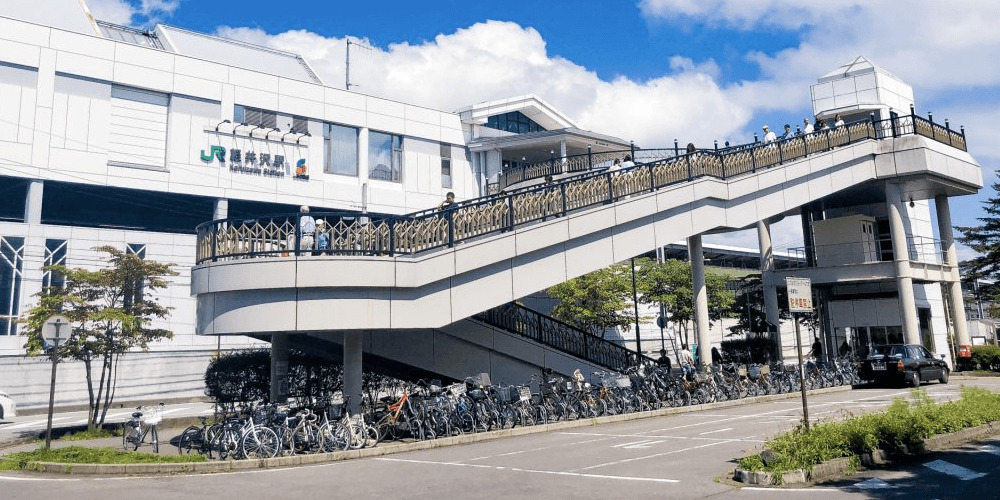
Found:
[0,62,37,144]
[108,85,169,168]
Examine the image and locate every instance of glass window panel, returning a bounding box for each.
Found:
[369,131,402,182]
[324,123,358,176]
[0,236,24,335]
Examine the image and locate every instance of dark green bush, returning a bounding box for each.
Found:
[737,387,1000,479]
[721,336,776,365]
[971,345,1000,371]
[204,348,343,405]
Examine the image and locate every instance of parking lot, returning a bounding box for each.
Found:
[4,376,999,499]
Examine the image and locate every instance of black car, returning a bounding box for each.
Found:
[858,344,950,387]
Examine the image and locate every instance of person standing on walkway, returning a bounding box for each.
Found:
[762,125,777,144]
[680,344,695,379]
[803,117,814,134]
[298,205,315,253]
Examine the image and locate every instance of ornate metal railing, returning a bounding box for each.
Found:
[491,147,679,194]
[195,111,968,264]
[474,302,653,371]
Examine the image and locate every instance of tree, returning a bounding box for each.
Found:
[21,246,176,430]
[547,262,638,337]
[957,175,1000,315]
[637,258,735,347]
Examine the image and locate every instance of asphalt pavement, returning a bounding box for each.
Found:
[2,376,999,500]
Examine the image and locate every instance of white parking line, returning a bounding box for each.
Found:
[924,459,986,480]
[465,436,615,461]
[572,438,739,472]
[611,439,664,449]
[697,427,733,435]
[376,457,679,483]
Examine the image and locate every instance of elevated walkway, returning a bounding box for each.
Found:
[192,116,980,337]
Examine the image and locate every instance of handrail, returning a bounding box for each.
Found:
[473,302,654,371]
[194,112,968,265]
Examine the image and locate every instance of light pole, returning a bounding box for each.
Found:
[631,257,642,362]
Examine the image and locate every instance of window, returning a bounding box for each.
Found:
[441,143,452,189]
[0,236,24,336]
[234,105,277,129]
[291,116,309,134]
[108,85,169,169]
[42,239,67,290]
[124,243,146,308]
[97,21,164,50]
[324,123,358,176]
[368,131,402,182]
[485,111,544,134]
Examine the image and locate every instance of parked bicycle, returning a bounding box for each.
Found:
[122,403,163,453]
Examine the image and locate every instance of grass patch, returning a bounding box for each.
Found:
[0,446,207,470]
[737,387,1000,479]
[59,428,115,441]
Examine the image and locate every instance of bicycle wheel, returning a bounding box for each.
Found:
[150,425,159,454]
[177,426,202,454]
[122,424,140,451]
[242,426,280,459]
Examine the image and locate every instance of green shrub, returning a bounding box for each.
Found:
[971,345,1000,371]
[738,387,1000,479]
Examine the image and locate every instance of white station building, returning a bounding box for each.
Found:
[0,1,983,410]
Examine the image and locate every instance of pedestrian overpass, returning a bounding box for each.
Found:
[191,115,980,400]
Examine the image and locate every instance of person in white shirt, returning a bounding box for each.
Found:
[803,117,814,134]
[762,125,777,144]
[679,344,695,379]
[834,114,845,128]
[298,205,316,252]
[621,154,635,169]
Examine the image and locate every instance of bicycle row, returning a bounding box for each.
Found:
[165,358,858,459]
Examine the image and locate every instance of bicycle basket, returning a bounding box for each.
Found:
[564,381,575,392]
[748,365,760,379]
[616,376,632,389]
[518,386,532,403]
[737,365,748,377]
[140,406,163,425]
[446,382,466,396]
[468,389,486,401]
[760,364,771,376]
[469,372,491,388]
[694,373,710,384]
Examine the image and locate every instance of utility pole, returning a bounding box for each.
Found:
[631,257,642,363]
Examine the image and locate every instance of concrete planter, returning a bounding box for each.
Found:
[733,421,1000,486]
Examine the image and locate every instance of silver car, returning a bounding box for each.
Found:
[0,389,15,420]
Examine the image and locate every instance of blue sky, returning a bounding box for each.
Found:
[91,0,1000,253]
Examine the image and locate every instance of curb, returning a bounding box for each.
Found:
[732,420,1000,486]
[25,385,852,475]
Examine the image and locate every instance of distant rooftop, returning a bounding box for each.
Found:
[818,55,903,84]
[155,24,323,85]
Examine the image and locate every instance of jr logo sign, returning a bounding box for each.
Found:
[200,145,226,162]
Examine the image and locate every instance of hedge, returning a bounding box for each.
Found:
[737,387,1000,478]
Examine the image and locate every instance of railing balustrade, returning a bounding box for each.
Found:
[473,302,652,371]
[195,115,967,265]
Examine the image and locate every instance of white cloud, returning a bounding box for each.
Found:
[85,0,134,25]
[84,0,179,26]
[216,21,753,147]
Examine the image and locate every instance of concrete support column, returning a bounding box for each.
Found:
[343,331,363,414]
[213,198,228,220]
[24,180,43,225]
[936,195,971,347]
[269,333,289,403]
[757,220,783,358]
[688,235,711,370]
[886,183,920,345]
